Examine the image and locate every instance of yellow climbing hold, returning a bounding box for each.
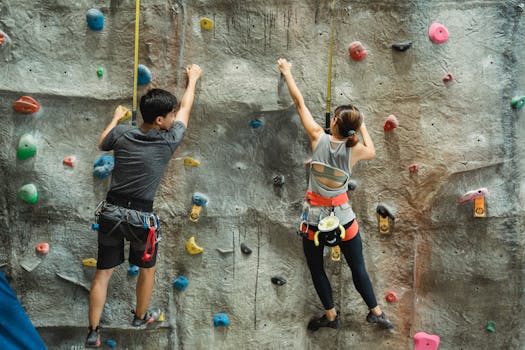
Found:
[157,311,165,322]
[118,106,132,123]
[183,156,200,167]
[185,236,203,255]
[200,17,214,30]
[82,258,97,267]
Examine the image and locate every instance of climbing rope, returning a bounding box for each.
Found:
[131,0,141,125]
[324,11,334,133]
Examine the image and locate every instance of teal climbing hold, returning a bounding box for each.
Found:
[250,119,263,128]
[137,64,152,85]
[17,133,37,160]
[172,275,189,291]
[127,265,139,276]
[18,184,38,204]
[511,96,525,109]
[93,155,114,179]
[213,313,229,327]
[86,9,104,31]
[486,320,496,332]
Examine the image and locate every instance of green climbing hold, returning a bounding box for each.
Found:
[18,183,38,204]
[97,67,104,77]
[17,133,37,160]
[511,96,525,109]
[486,320,496,333]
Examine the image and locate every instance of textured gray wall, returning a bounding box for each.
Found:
[1,0,524,349]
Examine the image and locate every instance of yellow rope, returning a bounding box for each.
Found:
[325,18,334,131]
[132,0,140,125]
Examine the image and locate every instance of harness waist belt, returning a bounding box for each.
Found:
[302,219,359,242]
[306,190,348,206]
[106,190,153,212]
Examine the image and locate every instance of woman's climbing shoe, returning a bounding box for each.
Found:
[131,308,162,327]
[85,326,101,348]
[366,311,394,329]
[307,311,341,331]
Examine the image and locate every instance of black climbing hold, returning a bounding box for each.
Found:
[348,179,357,191]
[376,204,395,220]
[392,41,412,52]
[240,243,252,255]
[271,276,287,286]
[273,175,285,187]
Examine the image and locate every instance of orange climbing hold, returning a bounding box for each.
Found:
[35,243,49,255]
[0,32,4,45]
[348,41,366,61]
[13,96,40,114]
[63,156,77,168]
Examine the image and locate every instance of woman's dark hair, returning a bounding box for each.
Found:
[139,88,178,124]
[334,104,363,147]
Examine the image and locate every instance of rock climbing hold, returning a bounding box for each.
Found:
[35,243,49,255]
[183,156,200,167]
[272,175,285,187]
[442,73,453,83]
[330,246,341,262]
[190,192,208,222]
[414,332,440,350]
[118,106,132,123]
[127,264,139,276]
[392,41,412,52]
[96,67,104,78]
[91,223,99,231]
[213,313,229,327]
[383,114,399,132]
[486,320,496,333]
[137,64,152,85]
[348,41,366,61]
[376,204,395,235]
[82,258,97,267]
[385,291,397,302]
[250,119,263,128]
[200,17,214,30]
[185,236,203,254]
[216,248,233,254]
[93,155,114,179]
[428,22,449,44]
[63,155,77,168]
[18,184,38,204]
[240,242,252,255]
[86,8,104,31]
[13,96,40,114]
[0,31,5,45]
[511,96,525,109]
[459,188,487,217]
[348,179,358,191]
[17,133,37,160]
[106,339,116,348]
[271,276,287,286]
[172,275,189,291]
[409,163,419,174]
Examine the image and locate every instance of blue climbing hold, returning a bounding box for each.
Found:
[249,119,263,128]
[213,313,229,327]
[127,265,139,276]
[192,192,208,206]
[106,339,116,348]
[137,64,152,85]
[86,9,104,31]
[93,155,114,179]
[172,275,189,291]
[91,223,99,231]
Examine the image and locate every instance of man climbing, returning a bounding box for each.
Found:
[85,64,202,348]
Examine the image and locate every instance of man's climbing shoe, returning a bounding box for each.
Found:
[366,311,394,329]
[131,307,162,327]
[307,311,341,331]
[85,326,101,348]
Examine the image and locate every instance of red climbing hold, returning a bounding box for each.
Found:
[414,332,440,350]
[383,114,398,132]
[428,22,449,44]
[385,291,397,303]
[63,156,77,168]
[409,163,419,174]
[0,32,4,45]
[442,73,453,83]
[13,96,40,114]
[35,243,49,255]
[348,41,366,61]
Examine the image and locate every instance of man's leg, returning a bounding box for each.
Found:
[135,265,156,319]
[88,268,115,329]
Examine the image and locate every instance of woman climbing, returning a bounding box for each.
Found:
[277,58,393,331]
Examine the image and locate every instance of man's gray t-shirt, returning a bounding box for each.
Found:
[100,121,186,202]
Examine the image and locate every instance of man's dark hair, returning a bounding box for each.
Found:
[139,88,178,124]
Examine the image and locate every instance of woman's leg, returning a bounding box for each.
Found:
[302,237,334,311]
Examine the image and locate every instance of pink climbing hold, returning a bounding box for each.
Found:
[428,22,449,44]
[414,332,440,350]
[383,114,399,132]
[348,41,367,61]
[35,243,49,255]
[458,188,488,203]
[385,291,397,302]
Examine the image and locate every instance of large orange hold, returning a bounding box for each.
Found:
[0,32,4,45]
[13,96,40,114]
[348,41,366,61]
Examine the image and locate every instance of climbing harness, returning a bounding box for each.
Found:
[131,0,141,125]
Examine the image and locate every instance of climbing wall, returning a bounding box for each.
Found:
[1,0,524,349]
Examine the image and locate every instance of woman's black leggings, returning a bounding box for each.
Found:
[302,231,378,310]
